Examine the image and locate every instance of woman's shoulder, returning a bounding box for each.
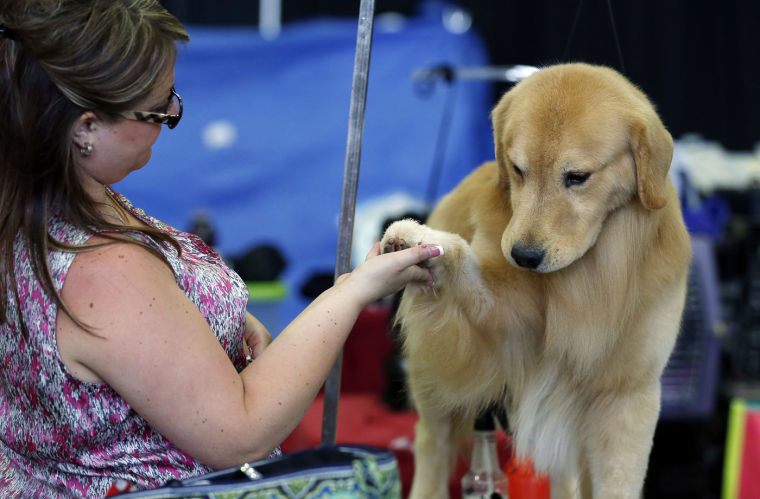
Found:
[66,236,176,288]
[57,237,180,383]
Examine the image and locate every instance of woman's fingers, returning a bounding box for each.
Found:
[387,243,444,268]
[364,241,382,260]
[244,312,272,359]
[404,263,435,286]
[331,242,445,307]
[370,243,442,290]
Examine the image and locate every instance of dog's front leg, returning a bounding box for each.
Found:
[408,405,461,499]
[381,219,494,324]
[583,384,660,499]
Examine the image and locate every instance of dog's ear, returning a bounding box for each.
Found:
[491,91,514,179]
[630,112,673,210]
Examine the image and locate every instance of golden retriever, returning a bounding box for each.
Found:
[380,63,691,498]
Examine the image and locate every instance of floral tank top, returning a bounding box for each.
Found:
[0,189,263,497]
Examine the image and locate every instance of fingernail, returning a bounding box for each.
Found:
[426,278,435,286]
[427,245,444,258]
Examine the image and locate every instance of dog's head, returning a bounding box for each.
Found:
[491,63,673,273]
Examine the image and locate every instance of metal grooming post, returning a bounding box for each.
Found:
[321,0,376,446]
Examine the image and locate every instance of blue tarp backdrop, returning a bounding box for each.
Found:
[116,4,494,332]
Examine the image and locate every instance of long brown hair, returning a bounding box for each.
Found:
[0,0,189,335]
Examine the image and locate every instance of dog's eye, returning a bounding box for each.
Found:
[564,172,590,187]
[512,165,524,178]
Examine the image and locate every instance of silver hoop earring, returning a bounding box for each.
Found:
[80,143,93,157]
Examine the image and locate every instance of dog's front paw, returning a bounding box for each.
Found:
[381,219,443,275]
[381,219,466,290]
[381,219,427,255]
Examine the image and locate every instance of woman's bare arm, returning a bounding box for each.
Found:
[56,240,439,468]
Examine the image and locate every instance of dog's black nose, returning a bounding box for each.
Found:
[511,245,545,269]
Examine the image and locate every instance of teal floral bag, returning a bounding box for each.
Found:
[119,445,401,499]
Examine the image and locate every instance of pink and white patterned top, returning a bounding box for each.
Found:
[0,189,265,497]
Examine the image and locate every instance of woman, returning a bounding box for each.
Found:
[0,1,440,496]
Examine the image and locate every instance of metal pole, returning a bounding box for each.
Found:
[258,0,281,40]
[321,0,376,446]
[411,64,539,83]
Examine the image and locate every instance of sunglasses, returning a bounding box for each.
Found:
[119,87,183,129]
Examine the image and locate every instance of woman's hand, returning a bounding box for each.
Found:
[336,241,443,307]
[243,311,272,360]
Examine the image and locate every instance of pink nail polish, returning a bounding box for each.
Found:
[428,245,444,257]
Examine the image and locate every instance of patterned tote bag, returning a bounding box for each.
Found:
[118,445,401,499]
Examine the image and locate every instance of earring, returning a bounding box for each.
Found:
[80,143,93,157]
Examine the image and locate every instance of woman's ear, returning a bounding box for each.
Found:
[71,111,99,150]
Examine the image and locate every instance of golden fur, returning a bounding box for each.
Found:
[380,63,691,498]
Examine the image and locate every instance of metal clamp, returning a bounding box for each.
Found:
[240,463,262,481]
